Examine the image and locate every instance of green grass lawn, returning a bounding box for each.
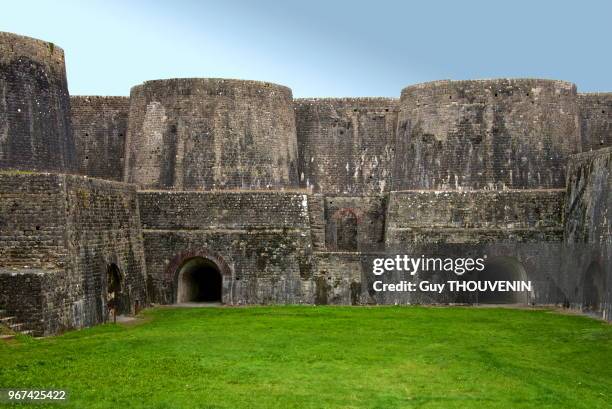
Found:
[1,306,611,409]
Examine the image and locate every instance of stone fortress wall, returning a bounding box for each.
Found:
[0,31,610,335]
[563,147,611,319]
[294,98,398,194]
[0,172,147,335]
[0,32,146,336]
[138,191,314,305]
[70,96,130,181]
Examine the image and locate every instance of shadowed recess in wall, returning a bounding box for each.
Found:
[106,263,124,316]
[583,261,606,313]
[477,257,530,304]
[176,257,222,303]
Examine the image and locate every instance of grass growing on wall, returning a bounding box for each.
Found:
[1,306,611,409]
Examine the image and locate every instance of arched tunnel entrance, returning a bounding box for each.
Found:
[176,257,223,303]
[582,262,605,313]
[477,257,530,304]
[106,263,124,317]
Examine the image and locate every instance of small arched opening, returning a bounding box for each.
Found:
[106,263,124,317]
[176,257,223,303]
[582,261,605,313]
[477,257,530,304]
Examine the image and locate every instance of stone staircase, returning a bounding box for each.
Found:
[0,309,34,340]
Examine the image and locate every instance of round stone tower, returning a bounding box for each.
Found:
[393,79,581,190]
[124,78,299,190]
[0,32,75,172]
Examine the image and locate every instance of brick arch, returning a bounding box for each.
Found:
[165,249,233,299]
[332,207,363,223]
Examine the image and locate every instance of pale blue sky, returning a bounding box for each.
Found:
[1,0,611,97]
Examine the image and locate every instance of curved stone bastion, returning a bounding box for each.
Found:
[394,79,581,190]
[124,78,299,190]
[0,31,75,172]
